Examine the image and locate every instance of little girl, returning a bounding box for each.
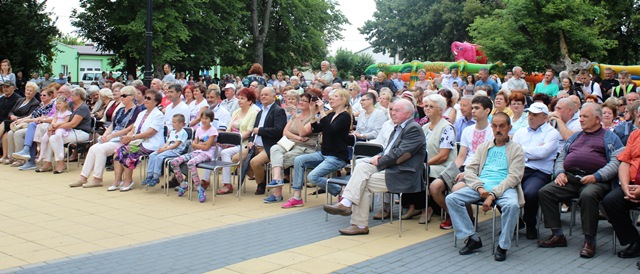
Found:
[38,97,72,162]
[169,109,218,202]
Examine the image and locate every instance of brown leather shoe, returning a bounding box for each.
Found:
[339,225,369,235]
[537,235,568,248]
[323,203,352,216]
[580,241,596,258]
[373,210,390,220]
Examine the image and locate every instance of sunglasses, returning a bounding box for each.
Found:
[121,94,130,98]
[144,96,153,101]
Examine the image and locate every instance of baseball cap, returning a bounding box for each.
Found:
[528,102,549,115]
[224,83,236,90]
[2,80,15,87]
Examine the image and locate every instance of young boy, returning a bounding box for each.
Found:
[143,114,188,187]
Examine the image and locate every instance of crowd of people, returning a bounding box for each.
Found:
[2,58,640,265]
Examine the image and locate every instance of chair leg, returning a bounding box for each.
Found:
[398,193,403,237]
[492,205,497,255]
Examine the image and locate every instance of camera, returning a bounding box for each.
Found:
[311,96,319,102]
[550,119,557,128]
[574,82,584,88]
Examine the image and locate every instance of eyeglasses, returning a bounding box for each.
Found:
[360,98,372,102]
[144,96,153,101]
[121,94,130,98]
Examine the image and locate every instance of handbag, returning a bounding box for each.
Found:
[277,136,295,151]
[10,122,28,132]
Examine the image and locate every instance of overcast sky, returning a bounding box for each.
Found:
[46,0,376,54]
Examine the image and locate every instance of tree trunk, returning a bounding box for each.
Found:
[558,30,573,73]
[126,56,137,80]
[154,62,164,79]
[250,0,274,67]
[254,39,265,66]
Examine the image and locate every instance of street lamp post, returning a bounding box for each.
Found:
[143,0,153,88]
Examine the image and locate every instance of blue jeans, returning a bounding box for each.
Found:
[446,187,519,250]
[25,122,38,164]
[146,149,182,178]
[292,151,347,196]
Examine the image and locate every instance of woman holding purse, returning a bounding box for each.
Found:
[263,91,320,203]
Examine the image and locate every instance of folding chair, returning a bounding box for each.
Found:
[194,132,243,204]
[65,117,96,168]
[325,140,382,221]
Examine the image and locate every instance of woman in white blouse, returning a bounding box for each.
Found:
[188,83,209,129]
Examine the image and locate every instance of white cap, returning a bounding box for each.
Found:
[224,83,236,90]
[528,102,549,115]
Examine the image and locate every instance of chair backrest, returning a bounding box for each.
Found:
[163,126,169,142]
[184,127,194,141]
[353,142,383,158]
[217,132,242,146]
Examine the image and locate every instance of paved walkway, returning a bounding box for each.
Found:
[1,164,639,273]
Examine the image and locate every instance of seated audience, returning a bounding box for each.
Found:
[446,112,524,261]
[170,110,218,202]
[538,103,623,258]
[109,89,164,191]
[323,99,425,235]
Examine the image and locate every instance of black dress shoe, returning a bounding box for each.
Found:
[618,241,640,258]
[255,182,266,195]
[526,227,538,240]
[495,246,507,261]
[459,236,482,255]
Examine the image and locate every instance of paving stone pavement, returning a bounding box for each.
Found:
[335,211,640,274]
[3,204,390,274]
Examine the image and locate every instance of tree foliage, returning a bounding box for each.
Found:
[56,34,84,46]
[0,0,59,74]
[250,0,349,74]
[359,0,499,62]
[590,0,640,65]
[72,0,346,78]
[328,48,375,78]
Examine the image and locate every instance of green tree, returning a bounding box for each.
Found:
[56,34,84,46]
[249,0,348,73]
[469,0,616,71]
[329,48,376,78]
[72,0,245,78]
[590,0,640,65]
[0,0,59,74]
[359,0,499,62]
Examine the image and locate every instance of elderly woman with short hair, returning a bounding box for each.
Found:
[93,88,113,120]
[1,82,41,164]
[509,92,528,137]
[37,87,93,174]
[109,89,164,191]
[70,86,142,188]
[403,94,456,224]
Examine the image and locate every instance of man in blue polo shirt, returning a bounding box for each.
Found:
[475,68,500,98]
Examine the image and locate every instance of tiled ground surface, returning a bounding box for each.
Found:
[1,163,639,273]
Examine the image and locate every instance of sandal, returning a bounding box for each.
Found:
[216,184,233,195]
[10,160,25,167]
[35,167,53,173]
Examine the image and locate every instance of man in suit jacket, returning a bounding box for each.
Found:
[323,99,426,235]
[247,87,287,195]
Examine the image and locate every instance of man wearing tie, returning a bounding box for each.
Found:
[247,87,287,195]
[323,99,426,235]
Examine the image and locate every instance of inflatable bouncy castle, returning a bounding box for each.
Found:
[363,41,500,88]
